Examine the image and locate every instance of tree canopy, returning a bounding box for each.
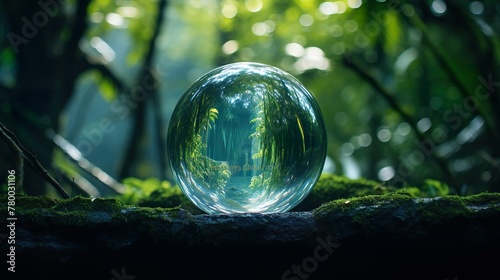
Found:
[0,0,499,198]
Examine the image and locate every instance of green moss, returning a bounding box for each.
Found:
[0,193,57,208]
[415,196,466,226]
[312,190,415,216]
[416,193,500,226]
[294,174,453,211]
[137,188,202,214]
[0,192,187,230]
[115,177,203,214]
[461,192,500,205]
[51,195,123,212]
[293,174,396,211]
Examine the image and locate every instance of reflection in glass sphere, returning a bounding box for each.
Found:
[167,62,327,214]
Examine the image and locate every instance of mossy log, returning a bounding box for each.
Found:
[1,192,499,280]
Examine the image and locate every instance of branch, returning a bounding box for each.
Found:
[401,0,500,143]
[443,0,500,134]
[119,0,168,179]
[152,83,169,181]
[2,97,125,196]
[341,57,459,192]
[0,122,24,188]
[83,53,126,92]
[0,122,69,198]
[49,0,93,123]
[46,128,125,195]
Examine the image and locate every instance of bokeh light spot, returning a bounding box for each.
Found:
[319,2,339,15]
[341,143,355,156]
[469,1,484,15]
[222,40,239,55]
[397,122,411,136]
[377,166,395,181]
[347,0,362,9]
[299,14,314,27]
[377,127,392,142]
[431,0,447,15]
[222,3,238,18]
[417,118,432,133]
[245,0,263,12]
[378,166,395,181]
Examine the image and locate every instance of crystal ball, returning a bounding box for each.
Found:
[167,62,327,214]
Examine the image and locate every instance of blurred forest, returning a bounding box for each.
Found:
[0,0,499,200]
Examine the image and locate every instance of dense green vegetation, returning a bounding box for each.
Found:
[0,0,499,201]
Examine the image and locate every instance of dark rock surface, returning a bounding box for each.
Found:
[1,192,499,280]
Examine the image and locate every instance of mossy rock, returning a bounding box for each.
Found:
[129,173,450,214]
[1,191,499,279]
[292,173,392,211]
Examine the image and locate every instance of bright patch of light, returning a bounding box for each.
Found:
[377,128,392,142]
[322,156,336,173]
[347,0,362,9]
[251,21,275,36]
[469,1,484,15]
[90,12,104,23]
[417,118,432,133]
[341,156,361,179]
[431,0,446,15]
[456,116,484,144]
[264,20,276,32]
[245,0,263,12]
[285,43,305,57]
[335,1,347,14]
[106,13,126,27]
[117,6,140,18]
[53,134,82,161]
[252,22,267,36]
[90,37,116,62]
[319,2,338,15]
[359,133,372,147]
[222,40,239,55]
[299,14,314,27]
[397,122,411,136]
[378,166,395,181]
[341,143,355,156]
[293,47,330,73]
[394,48,419,75]
[222,3,237,18]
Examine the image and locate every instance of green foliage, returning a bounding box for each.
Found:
[179,106,233,190]
[116,177,201,213]
[3,0,496,200]
[402,179,450,198]
[215,0,500,193]
[86,0,158,66]
[117,177,179,205]
[0,183,7,193]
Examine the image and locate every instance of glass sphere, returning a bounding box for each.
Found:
[167,62,327,214]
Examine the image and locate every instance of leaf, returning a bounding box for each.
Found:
[97,75,117,102]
